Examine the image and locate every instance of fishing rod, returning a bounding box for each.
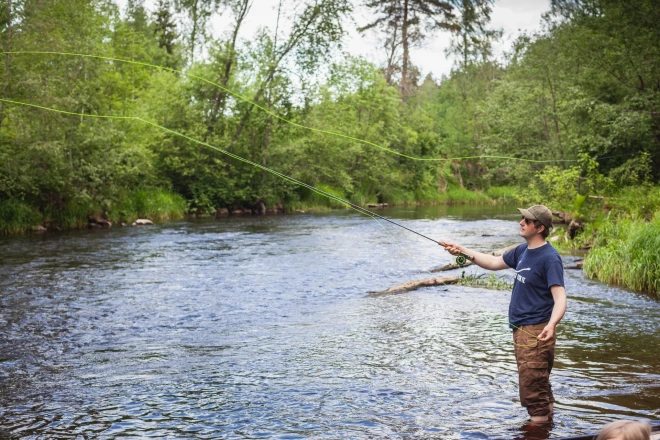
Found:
[0,97,447,247]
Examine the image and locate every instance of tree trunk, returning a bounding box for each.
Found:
[453,162,464,188]
[400,0,409,97]
[189,0,199,62]
[0,0,13,132]
[206,0,250,139]
[546,72,564,161]
[385,23,399,86]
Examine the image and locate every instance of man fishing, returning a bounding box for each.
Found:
[439,205,567,424]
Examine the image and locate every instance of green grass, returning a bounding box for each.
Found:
[486,186,523,204]
[0,199,42,234]
[47,201,90,230]
[110,188,187,223]
[443,187,492,204]
[583,212,660,295]
[605,186,660,218]
[381,188,415,205]
[459,271,513,291]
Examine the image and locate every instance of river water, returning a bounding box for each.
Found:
[1,205,658,439]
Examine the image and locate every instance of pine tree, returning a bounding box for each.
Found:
[359,0,459,97]
[154,0,177,55]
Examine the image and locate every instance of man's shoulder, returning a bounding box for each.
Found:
[512,243,528,253]
[541,242,563,262]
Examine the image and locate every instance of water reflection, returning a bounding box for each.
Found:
[0,208,658,438]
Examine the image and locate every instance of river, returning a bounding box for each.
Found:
[1,205,658,439]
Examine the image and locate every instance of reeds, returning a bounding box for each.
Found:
[110,188,187,223]
[0,199,42,234]
[584,213,660,295]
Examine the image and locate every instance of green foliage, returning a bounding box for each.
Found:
[299,184,348,209]
[459,271,513,291]
[0,199,42,234]
[584,213,660,295]
[528,166,581,210]
[485,186,520,203]
[444,187,491,204]
[47,201,91,231]
[111,188,187,223]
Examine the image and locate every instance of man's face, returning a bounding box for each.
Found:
[519,216,543,239]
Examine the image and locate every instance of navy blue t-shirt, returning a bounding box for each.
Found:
[502,242,564,327]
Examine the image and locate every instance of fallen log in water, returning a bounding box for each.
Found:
[565,259,584,270]
[431,243,519,272]
[370,276,460,295]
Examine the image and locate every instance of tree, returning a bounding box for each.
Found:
[359,0,458,97]
[204,0,251,139]
[174,0,222,62]
[447,0,500,70]
[154,0,178,55]
[228,0,351,143]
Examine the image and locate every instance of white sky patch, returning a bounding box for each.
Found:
[116,0,550,79]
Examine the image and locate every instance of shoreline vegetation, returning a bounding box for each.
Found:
[0,184,521,235]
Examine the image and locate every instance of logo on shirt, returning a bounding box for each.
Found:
[514,268,531,283]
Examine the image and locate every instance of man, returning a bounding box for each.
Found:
[439,205,567,423]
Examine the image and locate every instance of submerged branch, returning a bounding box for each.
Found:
[369,276,460,295]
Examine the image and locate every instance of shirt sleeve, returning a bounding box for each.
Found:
[502,244,523,269]
[545,255,565,288]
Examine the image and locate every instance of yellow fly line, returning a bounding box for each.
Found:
[0,56,547,340]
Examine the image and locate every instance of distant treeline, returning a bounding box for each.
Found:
[1,0,659,233]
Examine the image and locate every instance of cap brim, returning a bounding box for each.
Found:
[517,208,537,220]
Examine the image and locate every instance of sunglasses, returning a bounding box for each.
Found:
[521,216,534,225]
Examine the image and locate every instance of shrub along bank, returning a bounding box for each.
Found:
[546,185,660,297]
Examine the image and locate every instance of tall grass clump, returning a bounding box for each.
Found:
[381,187,415,205]
[445,187,491,204]
[112,188,187,222]
[293,184,348,210]
[607,186,660,217]
[584,213,660,295]
[47,201,90,230]
[0,199,42,234]
[485,186,521,204]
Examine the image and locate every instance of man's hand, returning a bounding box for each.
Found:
[438,241,465,256]
[538,323,556,341]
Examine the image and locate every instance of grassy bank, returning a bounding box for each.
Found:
[0,188,187,235]
[547,185,660,296]
[579,214,660,295]
[3,184,514,235]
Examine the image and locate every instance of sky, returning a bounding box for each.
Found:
[118,0,551,79]
[227,0,550,79]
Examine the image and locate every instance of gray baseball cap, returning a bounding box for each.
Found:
[518,205,553,230]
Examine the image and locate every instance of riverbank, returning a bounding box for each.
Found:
[0,185,520,235]
[0,188,187,235]
[547,186,660,297]
[553,213,660,297]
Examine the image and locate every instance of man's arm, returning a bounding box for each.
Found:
[538,285,567,341]
[439,241,510,271]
